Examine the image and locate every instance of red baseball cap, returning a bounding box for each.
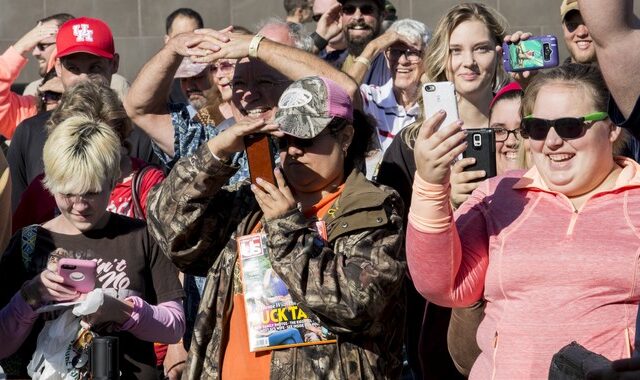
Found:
[56,17,115,59]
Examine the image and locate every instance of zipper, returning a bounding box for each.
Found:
[491,331,499,380]
[566,209,579,236]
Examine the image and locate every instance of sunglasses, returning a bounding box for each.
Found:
[341,4,377,16]
[386,47,423,63]
[521,112,608,140]
[313,14,323,22]
[41,91,62,104]
[35,42,55,51]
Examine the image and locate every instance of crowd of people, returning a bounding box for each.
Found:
[0,0,640,379]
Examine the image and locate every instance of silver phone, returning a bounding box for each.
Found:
[422,81,460,129]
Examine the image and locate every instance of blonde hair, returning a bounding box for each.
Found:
[46,80,132,149]
[403,3,510,147]
[43,116,121,195]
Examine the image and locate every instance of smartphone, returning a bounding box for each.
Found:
[57,258,97,293]
[244,134,276,186]
[502,35,559,72]
[463,129,497,180]
[422,82,459,129]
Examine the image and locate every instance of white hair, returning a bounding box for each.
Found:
[388,18,432,47]
[255,17,314,52]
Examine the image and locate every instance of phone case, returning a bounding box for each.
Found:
[463,129,497,180]
[502,35,559,72]
[245,134,276,185]
[422,82,459,129]
[57,258,97,293]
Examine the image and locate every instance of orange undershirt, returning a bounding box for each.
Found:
[220,185,344,379]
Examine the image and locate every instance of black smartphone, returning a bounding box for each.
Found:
[463,128,497,180]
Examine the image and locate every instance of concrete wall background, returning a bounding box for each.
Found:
[1,0,638,85]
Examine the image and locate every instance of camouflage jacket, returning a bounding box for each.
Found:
[147,145,407,379]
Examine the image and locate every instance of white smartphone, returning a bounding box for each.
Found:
[422,81,460,129]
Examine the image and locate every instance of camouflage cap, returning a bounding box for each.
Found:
[275,76,353,139]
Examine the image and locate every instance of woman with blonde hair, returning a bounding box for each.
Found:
[376,3,513,377]
[12,80,164,231]
[0,115,184,378]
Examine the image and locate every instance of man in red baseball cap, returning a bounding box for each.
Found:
[8,16,158,218]
[54,16,119,89]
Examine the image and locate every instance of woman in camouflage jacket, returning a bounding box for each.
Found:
[147,77,406,379]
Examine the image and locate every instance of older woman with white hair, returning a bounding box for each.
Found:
[345,18,431,178]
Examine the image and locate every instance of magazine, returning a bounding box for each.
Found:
[237,222,336,352]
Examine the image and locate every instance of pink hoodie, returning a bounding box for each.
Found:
[407,157,640,379]
[0,46,38,139]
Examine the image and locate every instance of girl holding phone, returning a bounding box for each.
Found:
[0,116,184,379]
[407,63,637,378]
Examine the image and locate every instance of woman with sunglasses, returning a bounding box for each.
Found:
[406,63,637,378]
[146,76,406,379]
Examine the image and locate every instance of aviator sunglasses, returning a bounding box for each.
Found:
[520,111,608,140]
[341,4,377,16]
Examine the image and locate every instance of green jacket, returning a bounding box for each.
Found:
[147,145,407,379]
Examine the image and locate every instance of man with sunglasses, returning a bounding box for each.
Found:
[338,0,392,86]
[560,0,596,65]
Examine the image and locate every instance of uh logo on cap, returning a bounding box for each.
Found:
[72,24,94,42]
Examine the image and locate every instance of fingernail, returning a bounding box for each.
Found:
[456,120,464,126]
[470,157,476,163]
[256,177,264,184]
[481,170,486,177]
[439,110,446,114]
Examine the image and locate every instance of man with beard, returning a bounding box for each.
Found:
[174,58,212,115]
[339,0,391,86]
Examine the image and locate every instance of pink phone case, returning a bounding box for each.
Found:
[57,258,97,293]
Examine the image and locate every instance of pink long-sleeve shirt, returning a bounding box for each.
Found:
[407,157,640,379]
[0,46,37,139]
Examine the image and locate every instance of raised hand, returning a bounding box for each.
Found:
[316,3,343,42]
[498,30,537,88]
[414,110,467,185]
[206,119,283,161]
[14,22,58,57]
[251,167,297,220]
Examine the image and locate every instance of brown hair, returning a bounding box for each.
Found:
[522,63,627,154]
[46,80,132,151]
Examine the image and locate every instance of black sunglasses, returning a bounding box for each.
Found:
[341,4,377,16]
[41,91,62,104]
[521,112,608,140]
[313,14,323,22]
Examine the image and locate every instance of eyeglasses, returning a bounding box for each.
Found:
[493,128,523,142]
[341,4,377,16]
[313,14,323,22]
[35,42,55,51]
[386,47,423,63]
[213,60,236,74]
[41,91,62,104]
[521,111,608,140]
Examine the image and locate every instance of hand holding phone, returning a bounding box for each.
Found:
[502,35,559,72]
[57,258,97,293]
[462,129,497,180]
[422,81,459,128]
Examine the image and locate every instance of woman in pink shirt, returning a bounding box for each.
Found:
[407,63,640,379]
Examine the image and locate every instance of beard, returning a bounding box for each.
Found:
[344,21,380,57]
